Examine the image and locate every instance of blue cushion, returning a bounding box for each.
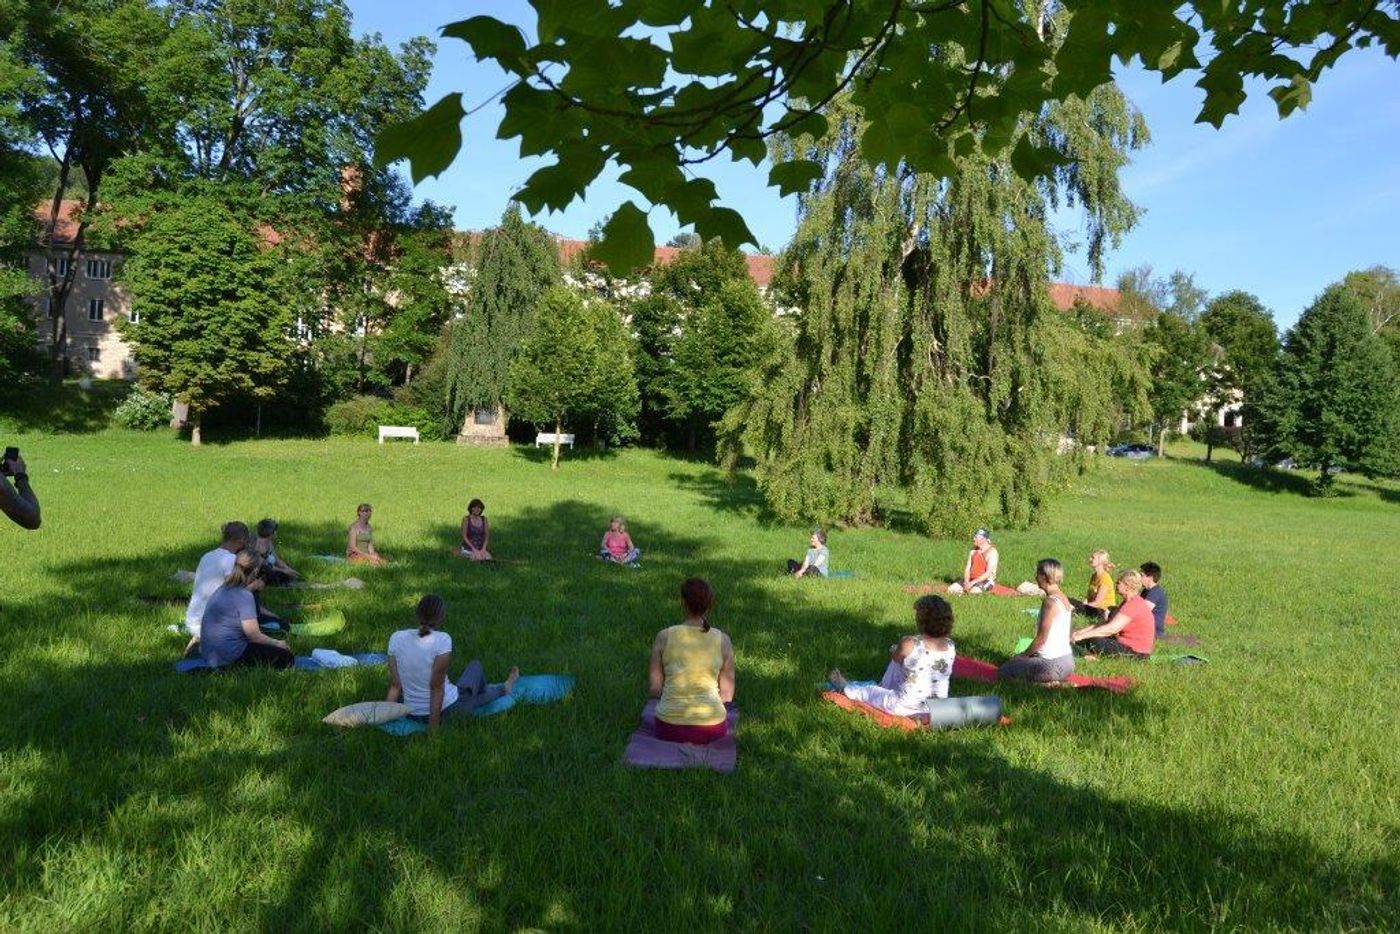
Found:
[510,674,575,704]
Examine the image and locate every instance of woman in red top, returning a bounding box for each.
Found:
[1070,569,1155,658]
[948,529,998,595]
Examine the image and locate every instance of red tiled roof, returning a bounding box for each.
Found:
[33,199,86,245]
[1047,283,1121,314]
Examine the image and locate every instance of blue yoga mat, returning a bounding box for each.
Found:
[174,652,387,673]
[377,674,575,735]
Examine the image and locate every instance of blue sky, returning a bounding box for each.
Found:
[347,1,1400,328]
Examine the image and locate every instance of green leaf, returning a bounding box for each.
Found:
[1268,74,1312,117]
[1194,64,1247,127]
[498,83,584,157]
[515,144,607,214]
[1010,135,1068,180]
[442,17,529,73]
[373,93,465,182]
[768,159,823,197]
[692,206,755,251]
[618,156,686,204]
[591,201,655,276]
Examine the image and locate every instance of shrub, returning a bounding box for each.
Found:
[325,395,444,441]
[111,386,173,431]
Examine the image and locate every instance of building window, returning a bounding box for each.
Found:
[55,257,71,278]
[86,258,112,279]
[88,299,104,321]
[128,306,140,324]
[86,347,100,363]
[42,295,52,319]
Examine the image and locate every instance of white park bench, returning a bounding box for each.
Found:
[378,425,420,444]
[535,432,575,448]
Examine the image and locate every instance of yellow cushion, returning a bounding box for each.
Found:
[322,701,411,727]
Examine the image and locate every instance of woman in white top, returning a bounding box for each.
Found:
[999,558,1075,683]
[386,594,519,729]
[829,595,956,716]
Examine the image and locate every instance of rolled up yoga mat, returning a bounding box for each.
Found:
[926,695,1003,729]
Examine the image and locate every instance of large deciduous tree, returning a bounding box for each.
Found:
[662,278,783,452]
[2,0,181,380]
[378,1,1399,271]
[720,85,1151,535]
[505,287,638,470]
[1253,285,1399,492]
[443,203,560,437]
[117,187,293,444]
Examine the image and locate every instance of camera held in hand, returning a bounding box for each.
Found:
[1,447,17,477]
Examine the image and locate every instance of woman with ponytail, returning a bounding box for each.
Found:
[386,594,519,728]
[647,577,736,744]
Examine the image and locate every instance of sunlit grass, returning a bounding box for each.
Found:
[1,430,1396,929]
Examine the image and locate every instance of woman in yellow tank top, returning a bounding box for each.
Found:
[648,577,736,744]
[1073,549,1118,620]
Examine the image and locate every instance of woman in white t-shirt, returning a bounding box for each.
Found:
[386,595,519,728]
[999,558,1075,684]
[828,595,956,716]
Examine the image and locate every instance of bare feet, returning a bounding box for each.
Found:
[502,666,521,693]
[827,668,848,690]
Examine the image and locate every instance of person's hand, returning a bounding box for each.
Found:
[247,578,265,592]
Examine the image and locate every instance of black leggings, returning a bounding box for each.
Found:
[231,642,294,669]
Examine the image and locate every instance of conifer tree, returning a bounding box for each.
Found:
[443,203,560,435]
[1257,285,1399,493]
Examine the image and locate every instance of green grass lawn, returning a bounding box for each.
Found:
[1,431,1396,930]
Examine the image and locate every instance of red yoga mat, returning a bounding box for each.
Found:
[953,656,1136,694]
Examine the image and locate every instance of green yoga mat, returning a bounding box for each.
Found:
[1013,636,1034,654]
[290,610,346,637]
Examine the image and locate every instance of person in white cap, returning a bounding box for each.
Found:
[948,528,998,594]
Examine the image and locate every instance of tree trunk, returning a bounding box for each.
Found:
[1157,426,1169,457]
[552,416,562,471]
[190,412,202,447]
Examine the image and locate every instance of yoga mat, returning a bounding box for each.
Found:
[1150,653,1209,665]
[828,570,856,579]
[1013,636,1034,653]
[311,554,347,564]
[375,674,575,735]
[953,655,1136,694]
[1159,632,1202,647]
[622,700,738,773]
[902,582,1030,597]
[822,691,926,731]
[289,611,347,637]
[174,651,386,674]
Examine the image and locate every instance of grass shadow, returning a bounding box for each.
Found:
[510,442,620,466]
[1192,457,1353,498]
[8,486,1392,928]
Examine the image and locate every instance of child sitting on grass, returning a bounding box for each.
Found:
[829,595,956,716]
[599,516,641,567]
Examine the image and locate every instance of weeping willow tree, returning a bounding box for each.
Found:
[721,83,1151,536]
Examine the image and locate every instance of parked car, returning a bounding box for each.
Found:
[1107,443,1157,460]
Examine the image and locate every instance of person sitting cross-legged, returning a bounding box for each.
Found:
[599,515,641,567]
[199,550,294,670]
[648,577,736,744]
[948,528,999,595]
[787,529,830,578]
[1071,569,1155,659]
[999,558,1075,684]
